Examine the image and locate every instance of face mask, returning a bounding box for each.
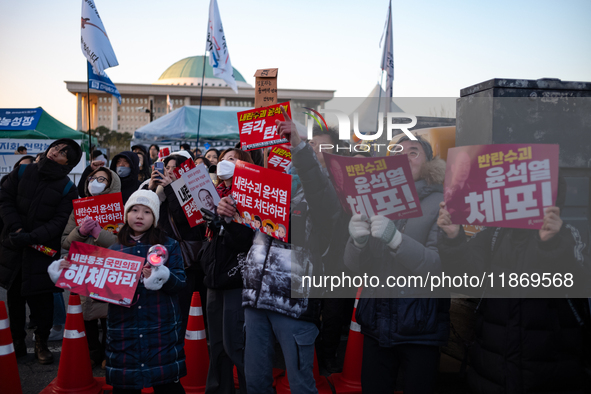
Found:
[117,166,131,178]
[89,179,106,195]
[217,160,235,180]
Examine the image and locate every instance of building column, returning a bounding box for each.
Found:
[220,98,226,106]
[76,93,83,130]
[111,97,118,131]
[184,96,191,107]
[81,95,88,131]
[92,101,98,130]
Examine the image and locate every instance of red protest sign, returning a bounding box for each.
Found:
[55,241,144,307]
[232,160,291,242]
[158,147,171,158]
[267,144,292,173]
[325,153,423,220]
[173,157,196,179]
[73,192,125,234]
[444,144,559,229]
[237,102,291,151]
[171,179,204,227]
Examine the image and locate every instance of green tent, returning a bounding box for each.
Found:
[0,107,97,153]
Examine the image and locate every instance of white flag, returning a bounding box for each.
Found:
[380,0,394,111]
[81,0,118,74]
[167,95,173,112]
[206,0,238,93]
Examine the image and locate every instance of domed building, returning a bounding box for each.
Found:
[66,55,334,136]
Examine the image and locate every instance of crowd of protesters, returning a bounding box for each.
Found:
[0,112,589,394]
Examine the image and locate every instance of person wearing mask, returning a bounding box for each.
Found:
[61,166,121,368]
[345,135,449,394]
[132,145,151,183]
[437,186,589,393]
[148,144,160,165]
[77,150,108,198]
[199,148,254,394]
[0,139,82,364]
[110,151,140,204]
[50,190,187,393]
[204,148,220,165]
[240,110,341,394]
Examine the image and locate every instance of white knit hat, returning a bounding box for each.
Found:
[124,190,161,225]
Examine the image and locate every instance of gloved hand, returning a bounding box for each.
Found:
[9,232,32,248]
[79,218,97,237]
[370,215,402,250]
[89,221,102,239]
[348,214,370,248]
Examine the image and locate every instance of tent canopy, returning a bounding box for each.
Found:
[0,107,96,144]
[134,105,247,141]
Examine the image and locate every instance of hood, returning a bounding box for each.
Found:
[110,151,140,180]
[419,158,446,186]
[37,138,83,179]
[84,167,121,196]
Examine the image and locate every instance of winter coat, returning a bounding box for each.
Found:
[0,140,82,295]
[241,142,341,322]
[106,236,187,390]
[110,151,140,204]
[62,167,121,320]
[438,225,588,393]
[344,158,450,348]
[77,164,94,198]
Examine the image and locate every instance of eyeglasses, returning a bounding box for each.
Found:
[393,150,420,159]
[50,145,68,158]
[89,176,108,183]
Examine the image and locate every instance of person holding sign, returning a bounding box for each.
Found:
[437,185,589,393]
[61,166,121,368]
[240,108,341,394]
[200,148,255,394]
[53,190,188,393]
[344,135,449,394]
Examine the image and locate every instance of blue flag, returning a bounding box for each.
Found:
[88,62,121,105]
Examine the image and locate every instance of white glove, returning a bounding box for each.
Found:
[349,214,370,248]
[370,215,402,250]
[48,260,64,283]
[143,265,170,291]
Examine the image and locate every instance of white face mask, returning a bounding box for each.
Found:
[89,179,107,195]
[216,160,235,180]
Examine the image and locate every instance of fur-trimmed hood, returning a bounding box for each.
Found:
[420,158,446,185]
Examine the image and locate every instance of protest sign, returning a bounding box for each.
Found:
[267,144,292,173]
[171,179,204,227]
[232,160,291,241]
[55,241,144,307]
[254,68,278,108]
[180,163,220,215]
[444,144,559,229]
[237,102,291,151]
[173,157,196,179]
[73,192,124,233]
[325,153,423,220]
[158,147,171,158]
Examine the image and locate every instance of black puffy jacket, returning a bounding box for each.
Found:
[0,139,81,295]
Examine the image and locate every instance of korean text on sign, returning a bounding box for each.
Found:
[237,102,291,151]
[56,241,144,307]
[325,153,423,221]
[73,192,125,233]
[232,160,291,242]
[444,144,559,230]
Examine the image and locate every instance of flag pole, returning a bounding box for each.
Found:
[196,52,207,153]
[87,64,92,154]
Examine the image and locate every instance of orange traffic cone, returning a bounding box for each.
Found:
[40,294,102,394]
[275,349,334,394]
[328,288,364,393]
[181,292,209,394]
[0,301,23,394]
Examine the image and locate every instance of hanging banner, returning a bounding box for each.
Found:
[73,192,125,233]
[55,241,144,307]
[325,153,423,220]
[237,102,291,151]
[444,144,559,229]
[232,160,291,241]
[0,108,42,131]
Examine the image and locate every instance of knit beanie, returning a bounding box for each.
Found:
[124,190,161,225]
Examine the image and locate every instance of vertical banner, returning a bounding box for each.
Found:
[444,144,559,229]
[73,192,125,233]
[180,163,221,214]
[232,160,291,241]
[55,241,144,307]
[237,102,291,151]
[171,179,204,227]
[325,153,422,220]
